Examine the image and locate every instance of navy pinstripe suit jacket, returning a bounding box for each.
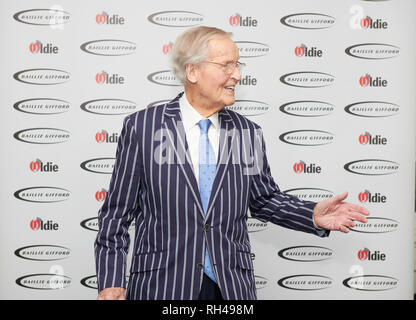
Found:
[94,92,329,300]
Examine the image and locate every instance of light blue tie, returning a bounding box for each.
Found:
[198,119,217,283]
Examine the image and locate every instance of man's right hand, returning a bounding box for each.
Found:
[97,287,126,300]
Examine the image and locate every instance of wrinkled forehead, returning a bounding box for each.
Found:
[207,37,239,61]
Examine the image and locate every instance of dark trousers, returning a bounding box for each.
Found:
[198,274,223,300]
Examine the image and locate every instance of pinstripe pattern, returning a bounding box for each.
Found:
[94,92,329,300]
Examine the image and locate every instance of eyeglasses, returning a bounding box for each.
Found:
[202,60,246,75]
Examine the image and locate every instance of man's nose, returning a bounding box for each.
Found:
[231,65,242,82]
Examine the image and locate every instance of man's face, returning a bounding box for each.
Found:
[194,37,241,109]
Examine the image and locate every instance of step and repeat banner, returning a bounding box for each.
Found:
[0,0,415,299]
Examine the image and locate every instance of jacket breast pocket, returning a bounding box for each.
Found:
[130,250,167,273]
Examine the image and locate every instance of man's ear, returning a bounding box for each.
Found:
[185,64,199,84]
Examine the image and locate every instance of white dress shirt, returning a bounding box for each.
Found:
[179,92,220,187]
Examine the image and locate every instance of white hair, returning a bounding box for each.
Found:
[170,26,233,85]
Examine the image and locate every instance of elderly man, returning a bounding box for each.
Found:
[95,26,369,300]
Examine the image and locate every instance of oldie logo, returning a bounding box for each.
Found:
[344,159,399,175]
[279,130,334,146]
[15,245,70,261]
[29,41,58,54]
[238,75,258,86]
[280,72,334,88]
[229,14,258,27]
[358,73,387,87]
[162,42,174,55]
[95,71,124,84]
[95,130,119,144]
[80,99,138,115]
[95,12,125,25]
[278,246,333,262]
[280,13,335,29]
[80,158,115,174]
[234,41,270,58]
[14,68,70,85]
[349,217,398,234]
[247,217,268,233]
[29,218,59,231]
[345,43,399,59]
[14,187,70,203]
[358,189,387,203]
[359,16,388,29]
[292,161,322,174]
[254,275,268,289]
[345,101,399,118]
[14,98,70,115]
[16,274,71,290]
[357,248,386,261]
[294,44,323,57]
[358,132,387,145]
[343,275,397,291]
[81,40,136,56]
[226,100,269,116]
[278,274,332,290]
[95,189,107,202]
[280,101,334,117]
[284,188,334,202]
[13,128,70,144]
[148,11,204,27]
[13,9,70,25]
[147,70,181,86]
[29,159,59,173]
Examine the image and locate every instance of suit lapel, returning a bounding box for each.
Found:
[205,108,235,220]
[162,94,236,221]
[163,94,205,218]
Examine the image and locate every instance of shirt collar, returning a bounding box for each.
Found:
[179,92,219,133]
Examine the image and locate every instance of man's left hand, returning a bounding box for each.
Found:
[313,191,370,233]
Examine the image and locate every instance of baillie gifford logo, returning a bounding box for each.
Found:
[29,159,59,173]
[359,73,387,87]
[96,11,125,25]
[29,41,59,54]
[294,44,323,57]
[95,71,124,85]
[95,130,119,143]
[229,14,258,27]
[358,189,387,203]
[293,161,322,174]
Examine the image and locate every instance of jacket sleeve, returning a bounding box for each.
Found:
[248,128,329,237]
[94,116,142,292]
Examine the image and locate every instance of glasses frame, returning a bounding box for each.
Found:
[201,60,246,75]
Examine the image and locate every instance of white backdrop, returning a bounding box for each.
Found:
[0,0,415,299]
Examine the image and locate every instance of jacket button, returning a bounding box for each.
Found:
[204,224,210,231]
[197,263,203,269]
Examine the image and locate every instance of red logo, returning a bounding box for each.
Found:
[95,71,107,84]
[95,189,107,202]
[358,190,370,203]
[357,248,369,261]
[162,42,173,55]
[294,45,306,57]
[359,132,370,144]
[96,12,107,24]
[229,14,241,26]
[360,17,370,29]
[29,159,41,172]
[293,161,305,173]
[29,41,41,53]
[30,218,42,230]
[95,130,108,143]
[359,74,371,87]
